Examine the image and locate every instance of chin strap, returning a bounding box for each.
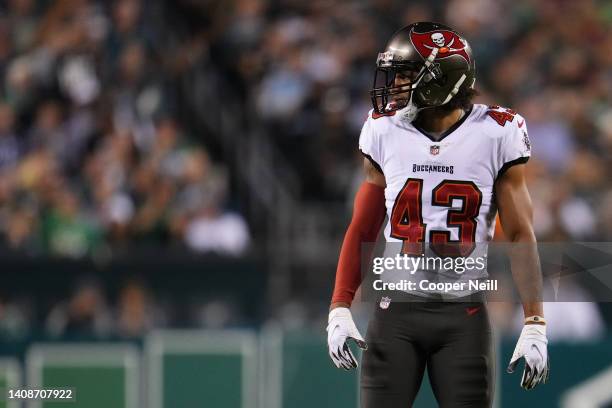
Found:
[396,99,419,123]
[442,74,468,104]
[395,64,428,123]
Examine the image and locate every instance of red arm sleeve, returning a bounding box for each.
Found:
[331,182,386,306]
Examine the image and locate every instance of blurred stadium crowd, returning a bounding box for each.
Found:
[0,0,611,338]
[1,0,611,254]
[0,0,250,259]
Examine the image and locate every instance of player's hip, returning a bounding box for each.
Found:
[368,292,492,345]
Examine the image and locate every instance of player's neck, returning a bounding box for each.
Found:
[414,108,465,139]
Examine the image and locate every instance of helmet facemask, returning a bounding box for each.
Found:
[370,50,444,122]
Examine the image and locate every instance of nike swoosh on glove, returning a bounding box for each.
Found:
[507,324,550,389]
[326,307,368,370]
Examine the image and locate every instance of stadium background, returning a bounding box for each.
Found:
[0,0,610,407]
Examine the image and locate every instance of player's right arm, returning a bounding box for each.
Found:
[327,157,386,370]
[331,158,385,309]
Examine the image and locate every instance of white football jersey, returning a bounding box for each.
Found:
[360,104,531,298]
[359,103,531,247]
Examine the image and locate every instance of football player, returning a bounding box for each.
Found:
[327,22,549,407]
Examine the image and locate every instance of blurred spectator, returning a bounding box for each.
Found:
[182,209,250,255]
[0,296,29,339]
[46,278,112,338]
[196,299,238,329]
[0,103,19,170]
[116,279,164,338]
[172,148,250,255]
[41,188,102,258]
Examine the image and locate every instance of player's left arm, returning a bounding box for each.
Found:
[496,163,549,389]
[496,164,542,318]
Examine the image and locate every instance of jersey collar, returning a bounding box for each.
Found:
[411,105,474,142]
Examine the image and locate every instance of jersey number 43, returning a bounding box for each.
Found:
[390,178,482,257]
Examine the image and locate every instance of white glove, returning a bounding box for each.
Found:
[507,324,550,389]
[326,307,367,370]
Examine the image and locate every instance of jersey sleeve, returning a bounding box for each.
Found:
[358,111,383,174]
[497,113,531,179]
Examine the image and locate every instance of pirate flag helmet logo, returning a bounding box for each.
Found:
[410,29,471,63]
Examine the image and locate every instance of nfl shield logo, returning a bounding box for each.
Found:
[430,145,440,155]
[379,296,391,309]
